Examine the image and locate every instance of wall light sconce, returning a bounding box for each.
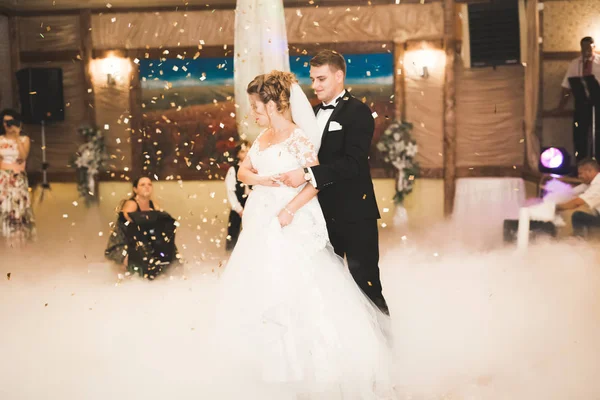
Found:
[413,49,437,79]
[97,54,129,86]
[90,53,132,88]
[105,57,119,86]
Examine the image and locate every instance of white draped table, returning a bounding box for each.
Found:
[451,177,526,249]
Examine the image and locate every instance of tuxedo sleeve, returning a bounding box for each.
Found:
[310,103,374,189]
[225,166,243,213]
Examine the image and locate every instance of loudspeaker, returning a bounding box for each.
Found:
[461,0,522,68]
[16,68,65,124]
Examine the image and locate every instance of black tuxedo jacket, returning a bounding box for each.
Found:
[311,91,381,222]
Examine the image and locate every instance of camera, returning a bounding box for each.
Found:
[5,119,21,128]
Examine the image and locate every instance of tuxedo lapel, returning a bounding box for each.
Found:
[322,90,350,143]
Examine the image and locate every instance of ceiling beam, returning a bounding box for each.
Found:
[543,51,579,61]
[2,0,592,17]
[6,0,442,17]
[0,5,13,16]
[20,50,82,63]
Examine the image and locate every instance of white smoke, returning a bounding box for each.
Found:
[1,206,599,399]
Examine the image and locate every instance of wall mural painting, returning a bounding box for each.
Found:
[138,52,394,180]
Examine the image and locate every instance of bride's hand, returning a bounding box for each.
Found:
[277,207,295,227]
[259,175,280,187]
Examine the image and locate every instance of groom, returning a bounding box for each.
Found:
[279,50,389,315]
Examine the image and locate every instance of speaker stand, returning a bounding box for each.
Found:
[593,104,597,159]
[38,120,51,202]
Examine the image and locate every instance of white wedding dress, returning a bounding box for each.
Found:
[209,128,393,399]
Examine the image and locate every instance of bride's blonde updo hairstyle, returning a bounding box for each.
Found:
[246,71,298,113]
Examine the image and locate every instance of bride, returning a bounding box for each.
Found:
[209,71,393,399]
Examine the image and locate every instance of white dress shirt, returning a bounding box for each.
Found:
[225,166,244,213]
[572,173,600,214]
[308,90,347,187]
[561,54,600,89]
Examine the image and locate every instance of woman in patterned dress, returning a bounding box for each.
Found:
[0,109,36,245]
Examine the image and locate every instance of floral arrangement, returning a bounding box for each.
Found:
[72,126,108,203]
[376,121,419,204]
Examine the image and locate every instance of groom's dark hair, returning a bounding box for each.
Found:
[310,50,346,77]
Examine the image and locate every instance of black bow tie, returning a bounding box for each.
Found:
[321,96,343,110]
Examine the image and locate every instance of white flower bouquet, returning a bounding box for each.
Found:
[72,127,108,204]
[376,121,419,204]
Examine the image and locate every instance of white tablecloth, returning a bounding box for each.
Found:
[452,177,526,249]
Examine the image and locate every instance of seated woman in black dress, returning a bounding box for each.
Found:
[121,175,156,221]
[105,176,181,279]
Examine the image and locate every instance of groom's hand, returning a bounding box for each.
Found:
[279,168,306,188]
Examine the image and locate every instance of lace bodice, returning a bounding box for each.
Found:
[248,128,317,177]
[243,127,329,253]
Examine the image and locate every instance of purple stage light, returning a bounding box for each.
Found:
[540,147,564,169]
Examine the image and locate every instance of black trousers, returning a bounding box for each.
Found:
[572,211,600,237]
[326,218,389,315]
[226,210,242,251]
[573,103,600,161]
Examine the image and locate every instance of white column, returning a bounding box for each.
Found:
[234,0,290,142]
